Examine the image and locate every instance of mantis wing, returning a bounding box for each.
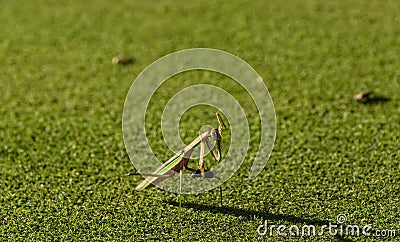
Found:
[135,151,183,191]
[135,132,209,191]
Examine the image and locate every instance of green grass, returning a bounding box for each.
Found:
[1,0,399,240]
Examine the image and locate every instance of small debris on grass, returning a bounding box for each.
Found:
[354,90,372,103]
[112,55,134,65]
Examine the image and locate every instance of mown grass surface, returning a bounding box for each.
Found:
[1,0,399,240]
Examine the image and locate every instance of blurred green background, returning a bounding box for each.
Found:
[1,0,399,240]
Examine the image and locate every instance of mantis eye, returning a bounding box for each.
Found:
[210,128,221,140]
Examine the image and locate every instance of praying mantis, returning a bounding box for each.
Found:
[135,112,227,191]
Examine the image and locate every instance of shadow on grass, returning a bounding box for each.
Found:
[360,95,391,104]
[168,200,327,225]
[167,201,355,241]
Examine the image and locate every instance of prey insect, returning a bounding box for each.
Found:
[134,112,226,191]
